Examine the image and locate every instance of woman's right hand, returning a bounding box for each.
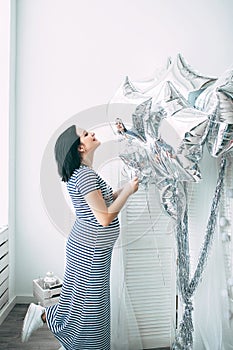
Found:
[124,177,139,195]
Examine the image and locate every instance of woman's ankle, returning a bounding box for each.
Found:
[41,312,46,323]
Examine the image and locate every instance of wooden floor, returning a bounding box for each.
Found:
[0,304,170,350]
[0,304,61,350]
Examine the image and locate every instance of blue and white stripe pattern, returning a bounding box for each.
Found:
[46,165,119,350]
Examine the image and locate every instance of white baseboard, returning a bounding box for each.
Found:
[15,295,36,304]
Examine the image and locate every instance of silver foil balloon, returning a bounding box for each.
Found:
[143,53,217,100]
[119,54,216,102]
[195,66,233,111]
[139,81,209,182]
[117,95,203,182]
[128,80,210,180]
[150,138,194,183]
[219,79,233,99]
[166,53,217,99]
[145,81,190,139]
[119,140,155,187]
[123,76,148,100]
[123,56,172,92]
[115,84,209,218]
[157,86,209,181]
[206,89,233,157]
[118,134,189,220]
[116,106,195,220]
[131,98,152,141]
[117,130,181,191]
[195,67,233,158]
[111,54,216,110]
[157,179,186,220]
[110,76,150,106]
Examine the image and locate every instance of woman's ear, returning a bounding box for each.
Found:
[78,144,85,153]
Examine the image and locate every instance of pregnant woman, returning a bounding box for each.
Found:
[22,124,138,350]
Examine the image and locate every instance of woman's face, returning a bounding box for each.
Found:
[115,119,125,133]
[76,127,100,154]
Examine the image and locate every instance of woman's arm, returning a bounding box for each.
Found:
[112,187,124,200]
[84,177,139,227]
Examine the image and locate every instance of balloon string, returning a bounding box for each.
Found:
[145,188,167,289]
[145,187,178,347]
[105,84,121,136]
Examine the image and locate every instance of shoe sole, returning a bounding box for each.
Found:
[21,303,37,342]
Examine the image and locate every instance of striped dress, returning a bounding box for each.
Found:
[46,165,120,350]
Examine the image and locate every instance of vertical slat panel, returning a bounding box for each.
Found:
[0,254,9,271]
[0,266,9,285]
[0,290,9,310]
[0,240,9,259]
[122,187,176,349]
[0,228,9,310]
[0,279,8,297]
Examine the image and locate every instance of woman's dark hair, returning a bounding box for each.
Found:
[54,125,82,182]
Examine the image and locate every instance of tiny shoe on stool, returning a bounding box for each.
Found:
[21,303,45,342]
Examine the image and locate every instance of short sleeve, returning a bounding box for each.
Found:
[76,167,100,196]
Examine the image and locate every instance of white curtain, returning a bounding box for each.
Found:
[193,229,233,350]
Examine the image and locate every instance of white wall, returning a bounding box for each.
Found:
[15,0,233,296]
[0,0,10,226]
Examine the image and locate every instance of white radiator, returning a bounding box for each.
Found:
[0,226,9,310]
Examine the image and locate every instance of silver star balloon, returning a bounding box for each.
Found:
[206,89,233,157]
[145,81,190,139]
[131,98,152,141]
[113,78,210,221]
[116,86,209,219]
[170,53,217,96]
[109,76,150,107]
[112,54,217,124]
[219,80,233,99]
[143,53,217,100]
[195,68,233,157]
[195,66,233,111]
[121,56,172,97]
[148,81,209,182]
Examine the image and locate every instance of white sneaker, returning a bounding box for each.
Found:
[21,303,45,342]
